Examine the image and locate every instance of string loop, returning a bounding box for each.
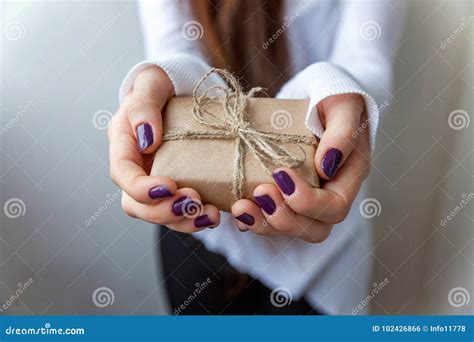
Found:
[163,68,317,199]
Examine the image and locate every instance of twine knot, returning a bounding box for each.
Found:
[163,68,317,200]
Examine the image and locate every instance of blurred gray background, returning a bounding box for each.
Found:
[1,0,473,315]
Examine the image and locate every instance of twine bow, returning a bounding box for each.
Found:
[163,68,317,200]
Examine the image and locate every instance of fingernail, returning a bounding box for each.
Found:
[321,148,343,178]
[272,170,295,195]
[235,213,255,226]
[172,196,196,216]
[254,195,276,215]
[149,185,173,199]
[238,227,249,232]
[137,123,153,151]
[195,215,214,228]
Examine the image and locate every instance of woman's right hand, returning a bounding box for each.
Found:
[108,66,220,231]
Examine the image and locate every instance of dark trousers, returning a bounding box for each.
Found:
[158,226,318,315]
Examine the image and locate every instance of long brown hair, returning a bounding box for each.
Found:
[191,0,289,96]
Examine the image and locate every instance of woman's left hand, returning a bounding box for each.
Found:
[231,93,371,243]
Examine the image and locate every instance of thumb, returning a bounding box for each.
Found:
[125,66,174,154]
[314,93,364,180]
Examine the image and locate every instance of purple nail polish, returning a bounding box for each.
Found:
[254,195,276,215]
[172,196,193,216]
[137,123,153,151]
[235,213,255,226]
[272,170,295,195]
[149,185,173,199]
[321,148,343,178]
[195,215,214,228]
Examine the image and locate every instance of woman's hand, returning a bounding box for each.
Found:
[108,66,220,231]
[231,93,371,243]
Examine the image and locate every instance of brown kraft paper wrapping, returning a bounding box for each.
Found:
[151,97,319,212]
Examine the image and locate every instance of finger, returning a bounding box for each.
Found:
[108,112,177,204]
[315,93,364,180]
[253,184,298,234]
[121,188,202,225]
[125,66,172,154]
[293,217,333,244]
[231,199,279,235]
[323,123,371,204]
[272,167,350,224]
[275,123,370,223]
[232,188,332,243]
[168,204,221,233]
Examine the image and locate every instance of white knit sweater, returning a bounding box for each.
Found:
[120,0,406,314]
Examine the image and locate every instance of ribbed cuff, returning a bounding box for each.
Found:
[305,62,379,153]
[118,53,225,103]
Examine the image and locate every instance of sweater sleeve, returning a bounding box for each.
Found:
[119,54,225,102]
[137,0,205,60]
[276,0,408,153]
[119,0,225,101]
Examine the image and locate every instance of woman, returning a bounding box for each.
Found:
[108,0,406,314]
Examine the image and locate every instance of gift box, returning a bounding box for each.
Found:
[151,69,319,211]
